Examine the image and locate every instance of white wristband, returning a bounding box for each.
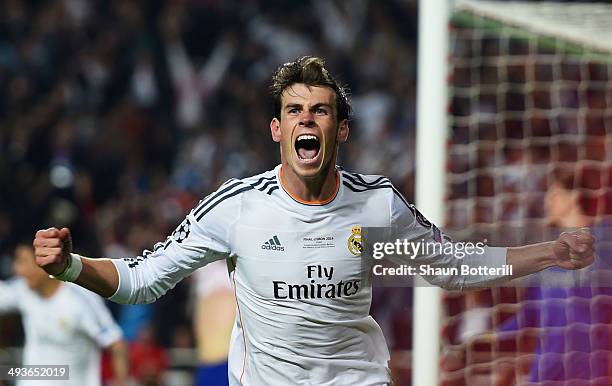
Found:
[51,253,83,282]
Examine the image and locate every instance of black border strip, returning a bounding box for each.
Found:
[341,171,389,186]
[342,180,393,192]
[193,180,244,216]
[196,186,254,221]
[249,175,276,189]
[266,186,279,195]
[257,180,277,192]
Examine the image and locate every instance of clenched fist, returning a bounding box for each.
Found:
[33,227,73,276]
[553,228,595,270]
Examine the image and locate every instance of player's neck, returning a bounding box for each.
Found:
[36,279,62,298]
[280,163,339,204]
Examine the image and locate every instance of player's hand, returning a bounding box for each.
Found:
[33,227,73,276]
[552,228,595,270]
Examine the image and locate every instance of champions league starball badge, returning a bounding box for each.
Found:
[172,218,191,243]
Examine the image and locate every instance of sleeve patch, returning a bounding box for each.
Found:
[172,218,191,243]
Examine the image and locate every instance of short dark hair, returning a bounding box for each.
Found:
[551,166,575,190]
[270,56,351,122]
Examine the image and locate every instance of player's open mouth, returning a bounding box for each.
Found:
[295,134,321,161]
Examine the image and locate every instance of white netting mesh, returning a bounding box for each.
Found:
[455,0,612,53]
[441,2,612,385]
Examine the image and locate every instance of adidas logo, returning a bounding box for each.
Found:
[261,235,285,251]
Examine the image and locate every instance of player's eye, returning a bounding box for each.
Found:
[314,107,328,115]
[287,107,300,114]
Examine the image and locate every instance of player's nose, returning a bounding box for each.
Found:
[298,111,315,127]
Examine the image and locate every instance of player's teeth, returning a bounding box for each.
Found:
[297,135,318,141]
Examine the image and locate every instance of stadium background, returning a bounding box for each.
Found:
[2,0,611,385]
[0,0,417,385]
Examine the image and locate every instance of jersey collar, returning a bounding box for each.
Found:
[277,165,341,206]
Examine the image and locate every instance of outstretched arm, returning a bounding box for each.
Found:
[34,208,232,304]
[389,185,595,290]
[506,227,595,279]
[389,189,596,289]
[33,228,119,298]
[418,228,595,290]
[34,179,242,304]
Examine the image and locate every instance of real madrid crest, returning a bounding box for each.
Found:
[347,226,365,256]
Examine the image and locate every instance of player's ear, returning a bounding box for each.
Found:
[270,118,281,143]
[336,119,349,144]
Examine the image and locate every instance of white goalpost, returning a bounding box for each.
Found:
[414,0,450,385]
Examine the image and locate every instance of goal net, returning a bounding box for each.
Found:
[441,1,612,385]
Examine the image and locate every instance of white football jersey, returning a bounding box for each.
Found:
[110,165,508,386]
[0,280,123,386]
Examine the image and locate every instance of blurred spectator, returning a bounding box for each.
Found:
[193,262,235,386]
[498,170,612,383]
[0,243,128,386]
[129,324,168,386]
[442,170,612,385]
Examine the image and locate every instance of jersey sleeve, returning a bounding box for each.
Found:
[0,279,22,313]
[389,189,509,290]
[109,180,244,304]
[72,285,123,347]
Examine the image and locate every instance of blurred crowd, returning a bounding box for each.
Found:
[446,9,612,234]
[0,0,418,380]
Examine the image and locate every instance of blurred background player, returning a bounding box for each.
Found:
[497,168,612,383]
[193,261,235,386]
[0,243,128,386]
[442,168,612,385]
